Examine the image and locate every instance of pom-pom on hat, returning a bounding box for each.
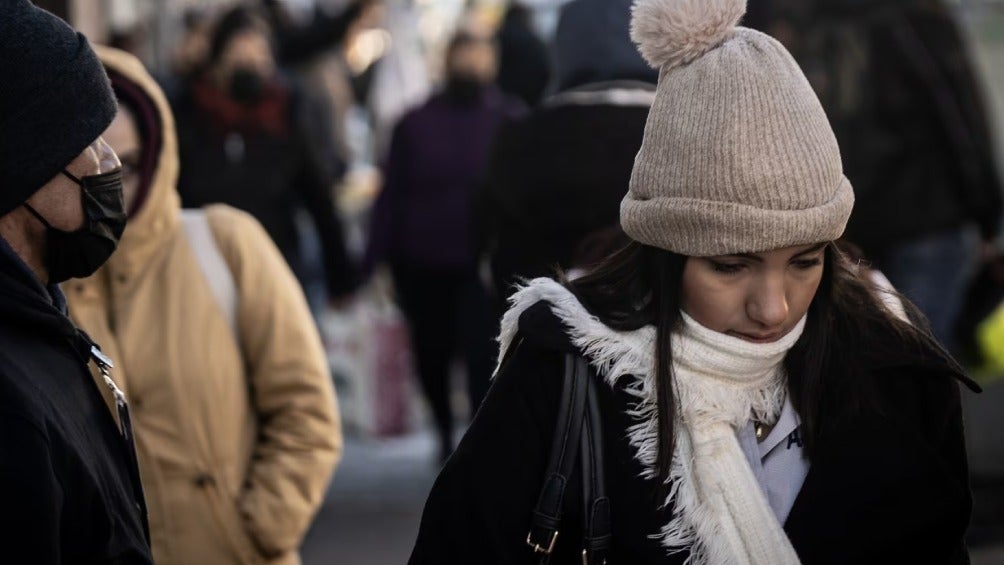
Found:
[620,0,855,256]
[631,0,746,70]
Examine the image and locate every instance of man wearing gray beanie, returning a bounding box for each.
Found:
[0,1,151,562]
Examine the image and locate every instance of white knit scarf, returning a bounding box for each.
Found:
[497,278,803,565]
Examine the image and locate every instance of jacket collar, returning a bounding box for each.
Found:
[544,81,658,109]
[499,278,655,387]
[0,235,78,341]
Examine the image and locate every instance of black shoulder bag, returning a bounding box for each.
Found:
[525,354,611,565]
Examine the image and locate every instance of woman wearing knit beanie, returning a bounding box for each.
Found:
[408,0,977,563]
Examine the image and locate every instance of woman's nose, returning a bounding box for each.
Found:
[747,275,789,328]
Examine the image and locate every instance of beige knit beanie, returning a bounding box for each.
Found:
[620,0,855,256]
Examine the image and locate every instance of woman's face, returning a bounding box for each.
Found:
[681,243,827,343]
[447,40,498,84]
[216,30,275,85]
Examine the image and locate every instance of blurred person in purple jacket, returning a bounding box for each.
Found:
[366,30,524,463]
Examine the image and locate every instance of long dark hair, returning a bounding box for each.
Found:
[566,240,955,493]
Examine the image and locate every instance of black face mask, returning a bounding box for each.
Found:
[24,168,127,284]
[445,75,486,106]
[229,68,265,106]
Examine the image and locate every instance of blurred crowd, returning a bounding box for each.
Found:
[3,0,1004,562]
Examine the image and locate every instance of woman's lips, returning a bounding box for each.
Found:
[728,330,784,343]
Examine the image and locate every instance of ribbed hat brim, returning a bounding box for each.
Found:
[620,176,855,256]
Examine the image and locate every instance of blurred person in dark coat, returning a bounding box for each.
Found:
[171,6,357,301]
[479,0,659,317]
[161,8,214,102]
[261,0,377,180]
[262,0,372,67]
[494,2,551,108]
[366,31,524,463]
[747,0,1003,349]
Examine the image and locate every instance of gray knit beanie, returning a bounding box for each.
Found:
[620,0,854,256]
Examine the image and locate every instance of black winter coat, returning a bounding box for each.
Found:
[478,82,653,308]
[747,0,1002,253]
[0,242,151,564]
[410,300,976,564]
[172,77,356,298]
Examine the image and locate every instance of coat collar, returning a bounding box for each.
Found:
[0,235,77,340]
[544,81,658,109]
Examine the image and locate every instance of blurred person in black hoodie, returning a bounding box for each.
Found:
[747,0,1003,349]
[494,2,551,108]
[171,6,357,302]
[479,0,659,317]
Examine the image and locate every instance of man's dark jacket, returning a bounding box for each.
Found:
[478,82,653,309]
[410,300,976,564]
[0,239,152,564]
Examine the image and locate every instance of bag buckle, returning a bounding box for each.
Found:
[526,530,559,555]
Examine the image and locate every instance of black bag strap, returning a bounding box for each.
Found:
[581,371,611,565]
[527,354,589,562]
[527,354,611,564]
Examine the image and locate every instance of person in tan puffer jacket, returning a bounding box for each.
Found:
[65,45,342,565]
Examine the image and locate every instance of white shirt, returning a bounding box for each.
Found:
[736,396,810,525]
